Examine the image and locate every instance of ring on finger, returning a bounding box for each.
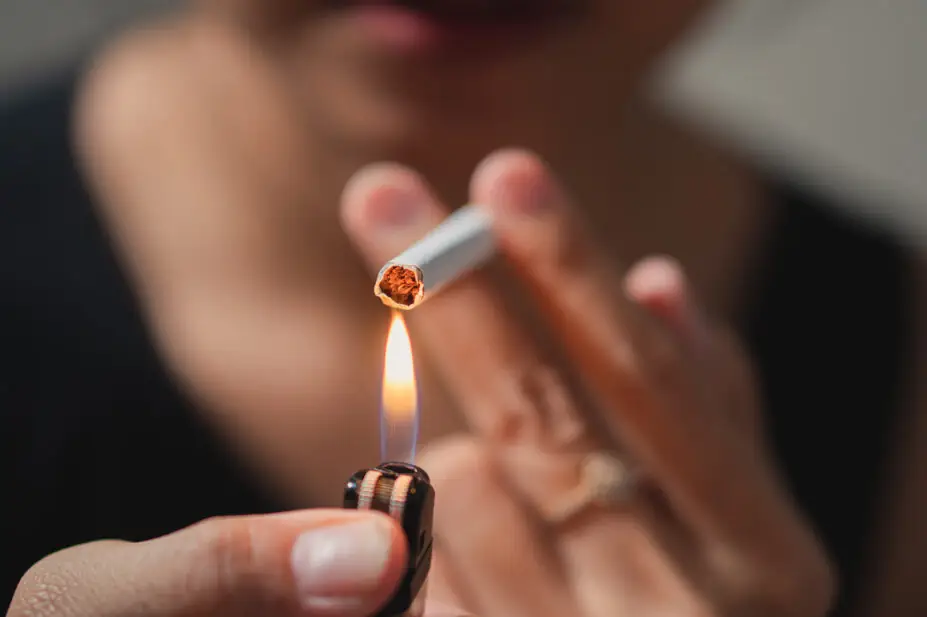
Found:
[544,451,639,525]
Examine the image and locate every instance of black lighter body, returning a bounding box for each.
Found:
[343,462,435,617]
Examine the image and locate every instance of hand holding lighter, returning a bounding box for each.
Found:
[344,462,435,617]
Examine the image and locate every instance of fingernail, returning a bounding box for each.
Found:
[476,151,556,217]
[367,188,422,227]
[491,171,553,217]
[291,517,394,614]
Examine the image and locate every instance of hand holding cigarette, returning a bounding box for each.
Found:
[341,151,836,617]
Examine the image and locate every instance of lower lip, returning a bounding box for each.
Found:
[344,5,552,57]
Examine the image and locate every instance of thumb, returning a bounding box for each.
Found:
[8,509,407,617]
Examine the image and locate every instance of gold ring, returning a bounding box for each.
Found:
[546,451,637,524]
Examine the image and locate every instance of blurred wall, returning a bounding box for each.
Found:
[662,0,927,240]
[1,0,924,239]
[0,0,176,97]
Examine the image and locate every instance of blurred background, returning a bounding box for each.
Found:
[1,0,924,240]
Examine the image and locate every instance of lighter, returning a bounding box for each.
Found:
[343,462,435,617]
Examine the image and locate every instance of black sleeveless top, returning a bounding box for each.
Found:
[0,72,914,615]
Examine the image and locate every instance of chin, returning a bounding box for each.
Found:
[301,93,515,192]
[288,32,597,171]
[271,0,711,171]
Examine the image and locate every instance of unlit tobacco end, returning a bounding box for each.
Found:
[374,205,496,310]
[376,264,425,310]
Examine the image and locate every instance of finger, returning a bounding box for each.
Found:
[539,257,719,615]
[623,255,709,352]
[610,256,836,610]
[623,256,777,499]
[625,256,763,438]
[472,150,787,535]
[9,509,406,617]
[419,437,575,617]
[341,165,586,448]
[478,152,835,593]
[472,152,717,486]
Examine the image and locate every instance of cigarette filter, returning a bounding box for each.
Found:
[343,462,435,617]
[375,204,495,310]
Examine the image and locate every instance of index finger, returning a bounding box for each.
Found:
[341,165,587,449]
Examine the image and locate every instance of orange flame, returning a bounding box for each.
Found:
[381,312,418,462]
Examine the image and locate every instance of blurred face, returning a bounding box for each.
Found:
[217,0,710,166]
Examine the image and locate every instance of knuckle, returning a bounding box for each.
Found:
[418,437,496,507]
[504,364,581,444]
[419,436,490,484]
[191,516,267,610]
[9,555,86,617]
[523,366,586,446]
[473,363,567,443]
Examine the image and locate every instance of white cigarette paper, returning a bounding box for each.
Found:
[375,204,496,310]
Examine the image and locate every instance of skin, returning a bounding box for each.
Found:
[8,510,416,617]
[10,0,927,615]
[341,153,834,617]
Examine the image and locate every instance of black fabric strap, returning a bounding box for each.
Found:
[744,183,914,614]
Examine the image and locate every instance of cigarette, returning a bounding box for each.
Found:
[374,204,496,310]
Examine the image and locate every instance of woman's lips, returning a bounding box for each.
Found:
[329,0,565,56]
[332,0,556,24]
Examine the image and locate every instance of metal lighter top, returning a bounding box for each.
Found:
[343,462,435,617]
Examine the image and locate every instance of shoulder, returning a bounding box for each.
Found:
[0,18,203,237]
[0,17,200,186]
[74,18,220,184]
[72,17,275,244]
